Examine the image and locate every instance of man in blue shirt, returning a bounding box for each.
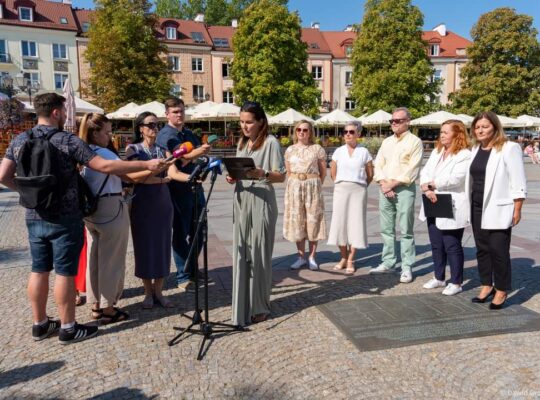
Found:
[156,97,210,290]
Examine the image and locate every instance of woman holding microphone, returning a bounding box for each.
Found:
[226,101,286,326]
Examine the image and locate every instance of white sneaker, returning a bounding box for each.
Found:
[369,264,393,274]
[308,257,319,271]
[290,257,306,270]
[442,283,463,296]
[423,278,446,289]
[400,271,413,283]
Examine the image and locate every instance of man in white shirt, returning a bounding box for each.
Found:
[369,107,423,283]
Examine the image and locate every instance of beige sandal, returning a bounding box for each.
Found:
[345,261,355,275]
[333,258,347,271]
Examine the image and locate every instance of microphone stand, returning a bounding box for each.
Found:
[168,167,246,360]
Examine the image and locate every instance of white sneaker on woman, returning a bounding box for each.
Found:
[442,283,462,296]
[290,257,306,270]
[308,257,319,270]
[423,278,446,289]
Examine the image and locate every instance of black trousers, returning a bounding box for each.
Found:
[471,192,512,291]
[427,218,464,284]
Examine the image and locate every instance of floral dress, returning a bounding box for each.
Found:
[283,143,327,242]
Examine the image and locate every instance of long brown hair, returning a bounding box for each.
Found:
[435,119,470,154]
[238,101,269,152]
[292,120,315,144]
[471,111,507,152]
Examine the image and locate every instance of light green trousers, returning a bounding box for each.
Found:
[379,184,416,272]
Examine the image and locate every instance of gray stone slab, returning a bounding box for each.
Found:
[318,293,540,352]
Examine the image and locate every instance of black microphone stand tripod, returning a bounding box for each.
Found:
[168,165,245,360]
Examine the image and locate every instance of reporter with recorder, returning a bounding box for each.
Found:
[126,112,191,309]
[156,97,211,291]
[419,120,471,296]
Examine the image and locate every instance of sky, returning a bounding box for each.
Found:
[70,0,540,39]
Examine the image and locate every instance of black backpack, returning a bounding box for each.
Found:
[13,128,65,215]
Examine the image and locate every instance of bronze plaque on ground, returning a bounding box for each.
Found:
[318,293,540,352]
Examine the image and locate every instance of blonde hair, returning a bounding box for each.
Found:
[471,111,507,152]
[78,113,110,145]
[292,120,315,144]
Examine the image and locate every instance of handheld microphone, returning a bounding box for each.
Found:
[200,157,222,182]
[206,134,218,145]
[165,142,194,162]
[187,156,210,183]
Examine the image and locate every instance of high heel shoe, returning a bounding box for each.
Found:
[489,293,507,310]
[471,287,496,303]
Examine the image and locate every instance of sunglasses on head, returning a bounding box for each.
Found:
[296,128,310,133]
[389,118,408,124]
[343,129,356,134]
[141,122,159,129]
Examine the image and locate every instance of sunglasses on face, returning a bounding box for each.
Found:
[296,128,310,133]
[343,130,356,135]
[141,122,159,129]
[389,118,408,125]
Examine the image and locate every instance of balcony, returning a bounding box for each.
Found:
[0,54,11,64]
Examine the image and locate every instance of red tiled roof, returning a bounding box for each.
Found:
[321,31,355,58]
[0,0,78,31]
[156,17,212,46]
[207,25,235,50]
[72,8,93,33]
[301,28,332,55]
[422,30,471,57]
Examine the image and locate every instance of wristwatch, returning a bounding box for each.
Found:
[427,184,434,191]
[264,169,270,179]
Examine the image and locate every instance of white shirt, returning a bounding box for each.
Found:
[81,146,123,195]
[332,145,373,185]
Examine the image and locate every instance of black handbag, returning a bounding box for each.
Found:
[78,174,110,217]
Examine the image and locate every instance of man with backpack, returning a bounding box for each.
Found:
[0,93,167,344]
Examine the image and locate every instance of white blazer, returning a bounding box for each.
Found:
[419,148,471,230]
[466,141,527,230]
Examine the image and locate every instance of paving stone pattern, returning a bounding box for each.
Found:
[0,161,539,399]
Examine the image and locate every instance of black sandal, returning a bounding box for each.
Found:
[100,307,129,324]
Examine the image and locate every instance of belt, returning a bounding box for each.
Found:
[289,173,319,181]
[99,193,122,198]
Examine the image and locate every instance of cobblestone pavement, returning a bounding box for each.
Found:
[1,161,540,399]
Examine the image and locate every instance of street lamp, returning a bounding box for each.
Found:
[14,71,40,105]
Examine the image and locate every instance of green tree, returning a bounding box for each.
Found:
[205,0,230,25]
[350,0,439,116]
[450,8,540,116]
[231,0,319,115]
[85,0,172,111]
[155,0,183,18]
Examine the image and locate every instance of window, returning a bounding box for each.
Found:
[192,57,203,72]
[223,91,233,104]
[309,43,319,49]
[430,44,440,56]
[60,17,68,24]
[168,56,180,71]
[19,7,32,22]
[431,69,442,82]
[222,63,230,78]
[345,45,353,57]
[22,41,37,57]
[166,27,176,40]
[345,71,352,86]
[82,22,91,33]
[170,84,181,96]
[54,73,68,90]
[312,66,322,80]
[52,44,67,60]
[191,32,205,43]
[23,72,40,87]
[345,97,355,111]
[214,38,229,48]
[0,4,4,19]
[0,40,8,63]
[192,85,204,101]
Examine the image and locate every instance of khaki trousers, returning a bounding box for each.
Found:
[85,196,130,308]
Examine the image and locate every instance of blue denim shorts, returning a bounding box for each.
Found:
[26,217,84,276]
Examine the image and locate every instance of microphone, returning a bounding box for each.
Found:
[165,142,194,162]
[187,156,210,183]
[200,157,222,182]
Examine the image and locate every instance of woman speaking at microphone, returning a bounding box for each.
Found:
[226,101,286,326]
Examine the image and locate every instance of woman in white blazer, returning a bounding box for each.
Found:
[419,120,471,296]
[468,111,526,310]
